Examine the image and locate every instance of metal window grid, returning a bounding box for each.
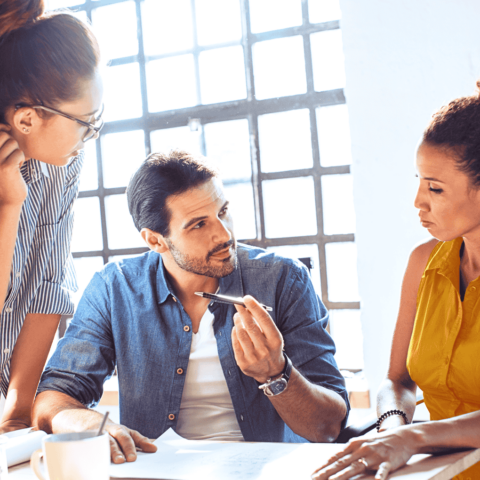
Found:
[69,0,359,312]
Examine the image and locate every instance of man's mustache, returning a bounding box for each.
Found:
[207,239,235,260]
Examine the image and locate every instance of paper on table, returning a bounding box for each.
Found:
[0,428,47,467]
[109,428,341,480]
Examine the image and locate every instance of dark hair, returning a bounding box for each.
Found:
[423,80,480,187]
[0,0,100,123]
[127,150,219,237]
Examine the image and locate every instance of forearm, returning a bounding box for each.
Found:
[1,313,60,426]
[0,204,22,312]
[268,368,347,443]
[33,390,103,434]
[376,377,417,430]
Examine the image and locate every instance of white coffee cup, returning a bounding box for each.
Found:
[30,431,109,480]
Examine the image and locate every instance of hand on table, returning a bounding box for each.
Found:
[104,422,157,464]
[231,295,284,384]
[0,125,27,208]
[311,427,416,480]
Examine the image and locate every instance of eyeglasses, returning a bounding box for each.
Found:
[15,103,104,142]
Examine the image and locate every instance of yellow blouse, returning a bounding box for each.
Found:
[407,238,480,480]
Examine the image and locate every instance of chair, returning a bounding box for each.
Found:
[335,393,425,443]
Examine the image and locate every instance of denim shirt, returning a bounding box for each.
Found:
[38,244,349,443]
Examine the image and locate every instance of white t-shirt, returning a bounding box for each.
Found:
[176,308,244,441]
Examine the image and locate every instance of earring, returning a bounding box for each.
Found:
[23,128,29,133]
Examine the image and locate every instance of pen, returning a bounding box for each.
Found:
[194,292,273,312]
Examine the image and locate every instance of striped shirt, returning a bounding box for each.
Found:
[0,153,83,397]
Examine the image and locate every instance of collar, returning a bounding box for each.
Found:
[21,159,49,185]
[155,250,245,304]
[425,237,463,285]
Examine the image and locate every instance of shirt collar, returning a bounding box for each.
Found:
[425,237,463,284]
[155,249,245,304]
[21,159,49,185]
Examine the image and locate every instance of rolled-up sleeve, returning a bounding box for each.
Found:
[37,272,115,407]
[279,264,350,417]
[29,155,82,316]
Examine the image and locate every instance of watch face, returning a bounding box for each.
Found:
[267,378,288,396]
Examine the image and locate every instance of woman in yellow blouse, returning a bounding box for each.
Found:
[313,83,480,480]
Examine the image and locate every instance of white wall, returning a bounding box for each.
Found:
[340,0,480,405]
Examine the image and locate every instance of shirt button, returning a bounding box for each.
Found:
[240,415,244,421]
[172,297,177,302]
[15,272,20,278]
[168,414,175,421]
[183,325,190,332]
[471,286,477,292]
[3,348,9,354]
[5,308,12,313]
[176,368,184,375]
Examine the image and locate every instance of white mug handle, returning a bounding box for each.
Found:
[30,448,46,480]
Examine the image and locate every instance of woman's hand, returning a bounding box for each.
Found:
[0,418,31,435]
[311,427,418,480]
[0,125,27,208]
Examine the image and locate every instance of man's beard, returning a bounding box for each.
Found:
[165,238,237,278]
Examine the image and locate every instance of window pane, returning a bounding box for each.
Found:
[146,55,197,112]
[311,29,345,92]
[204,119,251,181]
[105,194,145,250]
[325,242,360,302]
[329,309,364,370]
[73,257,104,306]
[195,0,242,46]
[102,130,146,189]
[142,0,194,56]
[263,177,317,238]
[321,174,356,234]
[72,197,103,252]
[309,0,342,23]
[266,244,321,295]
[150,127,202,155]
[258,109,312,173]
[103,63,143,122]
[253,36,307,100]
[316,104,352,166]
[79,141,98,192]
[224,183,256,240]
[199,46,246,104]
[92,1,138,60]
[249,0,302,33]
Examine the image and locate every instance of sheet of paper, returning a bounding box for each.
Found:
[110,429,340,480]
[109,429,480,480]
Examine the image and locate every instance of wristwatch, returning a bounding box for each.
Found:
[258,352,293,396]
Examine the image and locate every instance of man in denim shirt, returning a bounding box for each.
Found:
[34,151,349,463]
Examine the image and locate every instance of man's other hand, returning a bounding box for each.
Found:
[231,295,285,383]
[105,422,157,463]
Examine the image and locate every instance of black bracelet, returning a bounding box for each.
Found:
[376,409,409,431]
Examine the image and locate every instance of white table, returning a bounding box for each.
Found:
[8,443,480,480]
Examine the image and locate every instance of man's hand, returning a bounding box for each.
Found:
[104,422,157,464]
[231,295,285,383]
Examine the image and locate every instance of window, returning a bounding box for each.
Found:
[47,0,363,370]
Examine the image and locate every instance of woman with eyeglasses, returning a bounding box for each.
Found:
[0,0,103,434]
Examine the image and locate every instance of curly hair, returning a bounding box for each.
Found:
[423,80,480,187]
